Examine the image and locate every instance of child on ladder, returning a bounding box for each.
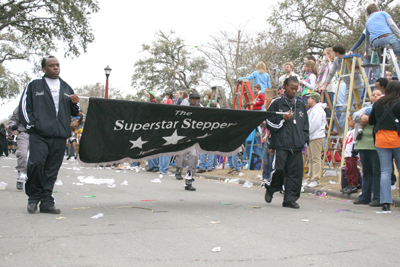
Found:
[251,84,265,110]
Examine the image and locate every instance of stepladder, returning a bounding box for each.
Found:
[321,54,372,183]
[233,80,255,110]
[362,44,400,85]
[242,127,262,170]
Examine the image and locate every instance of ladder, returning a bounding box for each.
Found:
[242,127,262,170]
[233,80,255,110]
[211,86,230,108]
[362,44,400,82]
[321,91,342,136]
[321,54,372,183]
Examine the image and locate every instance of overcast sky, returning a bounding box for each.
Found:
[1,0,275,120]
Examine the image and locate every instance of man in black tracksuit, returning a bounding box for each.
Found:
[19,56,80,214]
[265,76,309,209]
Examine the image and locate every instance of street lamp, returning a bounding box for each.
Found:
[104,65,112,99]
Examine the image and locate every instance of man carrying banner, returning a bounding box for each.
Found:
[265,76,309,209]
[175,92,203,191]
[19,56,80,214]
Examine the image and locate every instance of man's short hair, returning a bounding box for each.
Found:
[285,62,294,70]
[41,56,56,68]
[376,77,389,88]
[254,84,261,89]
[333,43,346,55]
[366,3,378,15]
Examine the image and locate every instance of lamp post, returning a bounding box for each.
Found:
[104,65,112,99]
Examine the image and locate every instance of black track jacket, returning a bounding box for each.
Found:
[19,76,79,139]
[266,96,309,151]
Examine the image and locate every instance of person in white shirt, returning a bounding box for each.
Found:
[278,62,300,86]
[304,92,326,188]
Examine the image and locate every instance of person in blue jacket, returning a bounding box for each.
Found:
[347,29,381,87]
[365,3,400,74]
[238,61,271,95]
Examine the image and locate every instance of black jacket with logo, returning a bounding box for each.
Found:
[19,76,79,139]
[266,96,309,151]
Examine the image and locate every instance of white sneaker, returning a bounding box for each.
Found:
[391,185,397,190]
[307,181,319,188]
[302,180,309,186]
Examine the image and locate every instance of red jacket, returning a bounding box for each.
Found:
[253,92,265,110]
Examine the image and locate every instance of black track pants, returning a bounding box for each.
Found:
[25,133,65,210]
[266,149,303,204]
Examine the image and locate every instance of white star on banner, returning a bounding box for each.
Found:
[162,130,186,146]
[129,137,148,149]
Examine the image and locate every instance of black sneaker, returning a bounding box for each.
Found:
[197,169,206,173]
[40,206,61,214]
[369,201,383,207]
[353,200,368,205]
[16,182,23,190]
[356,130,363,141]
[27,202,39,214]
[185,184,196,191]
[265,190,273,203]
[282,201,300,209]
[340,185,350,193]
[382,203,391,211]
[343,185,357,194]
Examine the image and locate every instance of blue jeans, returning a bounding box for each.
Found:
[376,146,400,204]
[372,33,400,71]
[148,158,159,171]
[358,150,381,203]
[199,154,214,170]
[227,154,239,171]
[363,56,380,88]
[262,143,273,180]
[159,156,171,173]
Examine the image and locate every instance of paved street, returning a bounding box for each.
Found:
[1,155,399,267]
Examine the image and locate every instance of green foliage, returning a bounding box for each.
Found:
[0,0,99,62]
[268,0,400,57]
[0,63,27,99]
[131,30,208,98]
[0,0,99,100]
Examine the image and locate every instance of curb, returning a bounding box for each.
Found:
[196,173,400,206]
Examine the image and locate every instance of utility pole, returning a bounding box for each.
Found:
[228,30,248,81]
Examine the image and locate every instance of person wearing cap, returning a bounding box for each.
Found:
[304,92,326,188]
[174,92,202,190]
[148,91,157,103]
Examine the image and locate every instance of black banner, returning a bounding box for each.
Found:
[79,98,274,165]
